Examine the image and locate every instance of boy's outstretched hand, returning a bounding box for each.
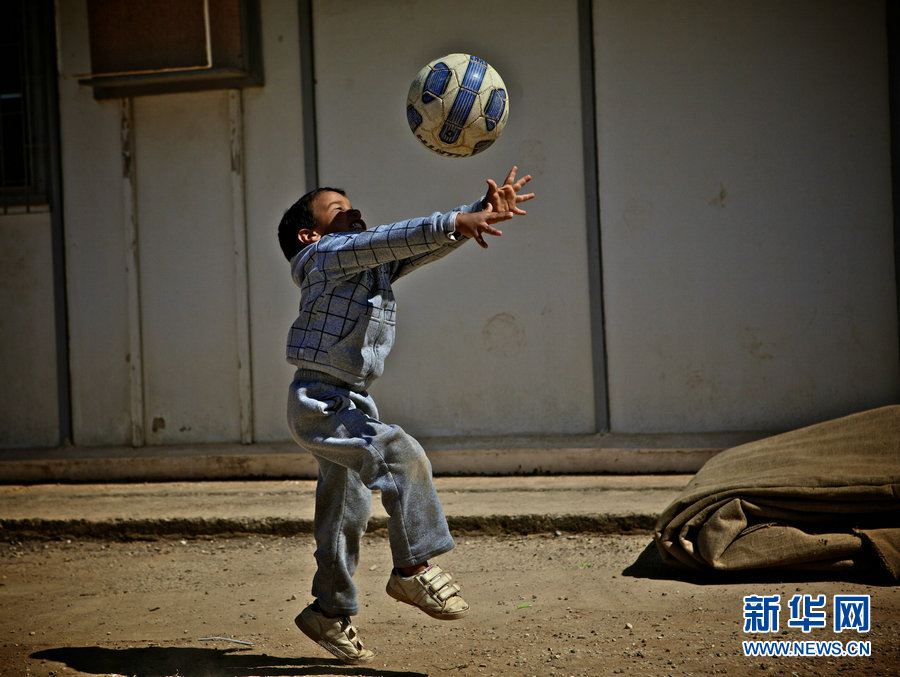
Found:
[454,204,512,248]
[486,165,534,216]
[454,166,535,249]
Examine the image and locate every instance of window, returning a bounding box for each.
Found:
[81,0,263,99]
[0,0,53,213]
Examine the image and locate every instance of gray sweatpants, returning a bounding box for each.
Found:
[287,372,455,616]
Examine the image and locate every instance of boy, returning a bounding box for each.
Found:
[278,167,534,664]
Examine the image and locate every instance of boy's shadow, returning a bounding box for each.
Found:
[31,646,427,677]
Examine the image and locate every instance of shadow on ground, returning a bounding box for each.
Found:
[31,646,425,677]
[621,540,675,580]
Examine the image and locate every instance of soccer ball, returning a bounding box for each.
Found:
[406,53,509,158]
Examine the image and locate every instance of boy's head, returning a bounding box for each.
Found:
[277,187,367,261]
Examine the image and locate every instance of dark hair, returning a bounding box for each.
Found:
[277,187,346,261]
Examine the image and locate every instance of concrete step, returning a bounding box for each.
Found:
[0,475,691,540]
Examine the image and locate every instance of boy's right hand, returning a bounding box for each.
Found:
[454,205,513,249]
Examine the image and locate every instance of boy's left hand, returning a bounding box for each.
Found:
[454,204,513,248]
[485,166,535,215]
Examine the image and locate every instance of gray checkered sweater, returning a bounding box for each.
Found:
[286,199,483,391]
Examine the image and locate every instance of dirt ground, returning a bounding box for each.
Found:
[1,533,897,677]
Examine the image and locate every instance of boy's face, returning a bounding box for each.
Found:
[309,191,367,238]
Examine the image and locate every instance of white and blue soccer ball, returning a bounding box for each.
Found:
[406,53,509,158]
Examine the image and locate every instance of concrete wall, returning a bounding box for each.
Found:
[312,0,597,436]
[56,0,133,445]
[2,0,896,450]
[133,91,242,443]
[242,1,311,442]
[54,0,307,446]
[0,213,59,448]
[594,0,898,431]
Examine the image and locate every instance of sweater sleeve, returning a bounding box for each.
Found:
[387,198,484,281]
[299,207,462,280]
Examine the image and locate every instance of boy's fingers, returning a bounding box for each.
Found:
[503,165,518,185]
[507,194,527,214]
[475,226,502,248]
[486,210,513,222]
[514,174,532,189]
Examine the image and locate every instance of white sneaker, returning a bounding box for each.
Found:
[294,604,375,664]
[386,564,469,620]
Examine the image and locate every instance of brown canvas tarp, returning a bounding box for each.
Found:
[655,406,900,581]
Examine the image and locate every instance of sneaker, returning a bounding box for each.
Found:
[294,603,375,664]
[386,564,469,620]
